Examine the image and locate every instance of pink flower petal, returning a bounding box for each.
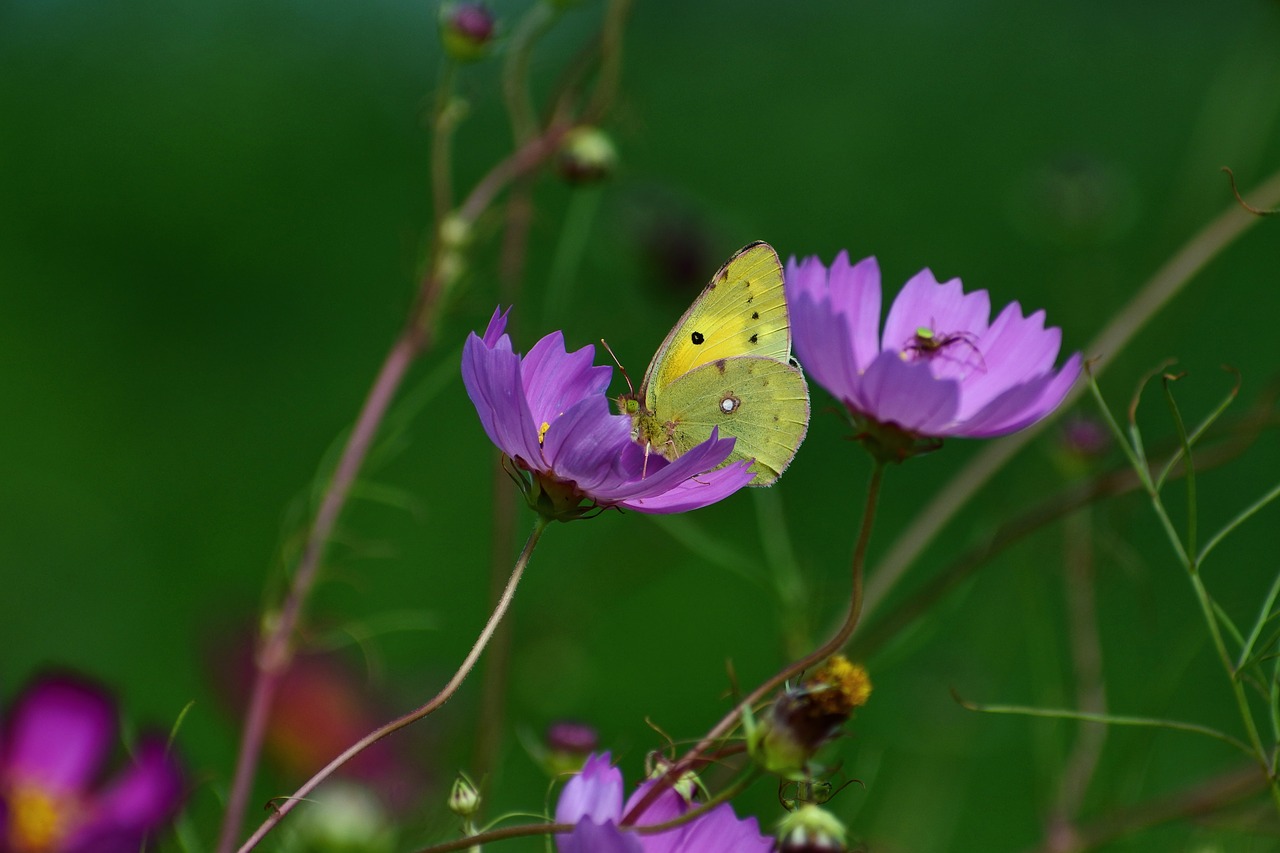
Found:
[4,675,116,792]
[542,399,633,490]
[882,269,990,356]
[65,737,183,853]
[852,353,961,434]
[461,329,542,467]
[556,752,625,826]
[523,332,612,426]
[960,352,1082,437]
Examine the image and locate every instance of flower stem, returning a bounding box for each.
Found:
[215,333,420,853]
[413,823,575,853]
[431,59,459,227]
[851,404,1273,659]
[633,768,762,836]
[214,117,575,853]
[502,2,557,144]
[1047,506,1107,833]
[233,518,550,853]
[622,459,886,826]
[1022,764,1266,853]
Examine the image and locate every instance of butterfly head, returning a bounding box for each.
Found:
[616,392,642,418]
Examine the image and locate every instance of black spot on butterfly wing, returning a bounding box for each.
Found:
[749,333,758,344]
[691,331,705,345]
[751,311,759,320]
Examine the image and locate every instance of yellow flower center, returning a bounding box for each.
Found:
[808,655,872,714]
[538,421,552,446]
[6,780,77,853]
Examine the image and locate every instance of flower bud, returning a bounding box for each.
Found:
[439,212,472,251]
[747,656,871,777]
[448,774,481,819]
[280,783,394,853]
[643,753,705,803]
[776,804,849,852]
[1050,414,1110,479]
[1061,416,1108,458]
[548,720,599,755]
[439,3,496,63]
[556,126,618,185]
[542,720,599,776]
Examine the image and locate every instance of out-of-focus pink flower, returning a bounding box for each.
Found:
[0,673,183,853]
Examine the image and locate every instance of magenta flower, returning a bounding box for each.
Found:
[554,753,772,853]
[787,252,1081,457]
[462,308,753,518]
[0,673,183,853]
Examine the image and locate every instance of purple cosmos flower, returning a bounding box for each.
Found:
[555,753,772,853]
[787,252,1081,457]
[462,308,753,517]
[0,673,183,853]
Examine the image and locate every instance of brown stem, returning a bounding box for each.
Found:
[215,333,421,853]
[218,6,633,844]
[622,460,886,826]
[851,408,1276,659]
[431,61,458,228]
[471,179,536,788]
[1045,507,1107,842]
[584,0,631,123]
[234,519,549,853]
[215,118,576,853]
[1026,765,1268,853]
[412,822,574,853]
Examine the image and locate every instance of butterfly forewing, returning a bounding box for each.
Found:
[643,242,790,407]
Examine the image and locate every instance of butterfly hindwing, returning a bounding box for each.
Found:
[659,356,810,486]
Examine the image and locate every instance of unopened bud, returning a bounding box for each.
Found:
[448,774,481,819]
[439,212,472,250]
[556,126,618,185]
[1060,415,1109,460]
[280,783,394,853]
[776,804,849,852]
[542,720,598,776]
[439,3,496,63]
[548,720,598,754]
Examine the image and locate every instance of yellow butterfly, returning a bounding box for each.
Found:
[620,241,810,487]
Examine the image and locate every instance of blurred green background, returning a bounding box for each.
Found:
[3,0,1280,850]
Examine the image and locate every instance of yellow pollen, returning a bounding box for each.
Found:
[7,781,75,853]
[538,421,551,445]
[808,655,872,714]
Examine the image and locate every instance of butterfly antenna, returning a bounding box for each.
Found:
[600,338,634,396]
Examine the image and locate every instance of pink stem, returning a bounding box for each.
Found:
[233,519,548,853]
[215,334,420,853]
